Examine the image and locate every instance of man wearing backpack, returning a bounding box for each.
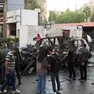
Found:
[47,47,61,94]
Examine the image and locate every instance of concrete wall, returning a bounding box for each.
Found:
[47,25,82,38]
[19,25,45,47]
[21,10,38,26]
[7,9,39,25]
[7,0,24,11]
[19,25,83,48]
[20,26,28,47]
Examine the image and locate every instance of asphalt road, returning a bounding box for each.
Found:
[18,66,94,94]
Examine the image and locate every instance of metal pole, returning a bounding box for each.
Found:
[3,0,7,37]
[24,0,29,9]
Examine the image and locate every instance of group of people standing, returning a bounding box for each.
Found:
[66,43,90,81]
[36,42,90,94]
[36,47,61,94]
[0,39,90,94]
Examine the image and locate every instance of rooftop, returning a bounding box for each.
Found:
[55,22,94,27]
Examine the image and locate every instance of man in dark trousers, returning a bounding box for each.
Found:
[15,47,22,85]
[47,47,61,94]
[67,46,76,80]
[0,47,21,93]
[79,43,89,80]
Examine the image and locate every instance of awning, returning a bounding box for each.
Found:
[6,21,17,24]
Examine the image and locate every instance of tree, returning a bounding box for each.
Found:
[89,2,94,22]
[56,10,85,23]
[81,5,91,22]
[48,11,59,22]
[80,1,94,22]
[29,0,41,10]
[91,12,94,22]
[29,0,48,24]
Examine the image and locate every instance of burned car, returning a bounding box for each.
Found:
[39,35,92,67]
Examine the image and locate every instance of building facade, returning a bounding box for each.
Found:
[0,0,24,36]
[6,9,39,37]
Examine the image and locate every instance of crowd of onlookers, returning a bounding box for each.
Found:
[36,43,90,94]
[0,38,90,94]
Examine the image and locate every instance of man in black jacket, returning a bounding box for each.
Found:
[79,43,89,80]
[47,47,60,94]
[67,47,76,80]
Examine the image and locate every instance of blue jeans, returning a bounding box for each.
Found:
[0,70,16,91]
[50,72,60,92]
[37,74,46,94]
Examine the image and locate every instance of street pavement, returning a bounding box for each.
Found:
[18,66,94,94]
[2,52,94,94]
[88,51,94,64]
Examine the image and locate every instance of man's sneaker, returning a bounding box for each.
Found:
[50,91,56,94]
[12,89,21,94]
[57,90,62,94]
[54,92,57,94]
[0,90,7,93]
[43,91,49,94]
[78,78,84,81]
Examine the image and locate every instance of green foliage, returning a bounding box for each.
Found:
[56,11,85,23]
[91,12,94,22]
[80,5,91,22]
[48,9,85,24]
[15,38,19,42]
[29,0,41,10]
[40,19,48,25]
[48,11,59,22]
[80,2,94,22]
[2,37,19,45]
[48,2,94,23]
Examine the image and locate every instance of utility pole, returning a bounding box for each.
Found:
[3,0,7,37]
[24,0,29,9]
